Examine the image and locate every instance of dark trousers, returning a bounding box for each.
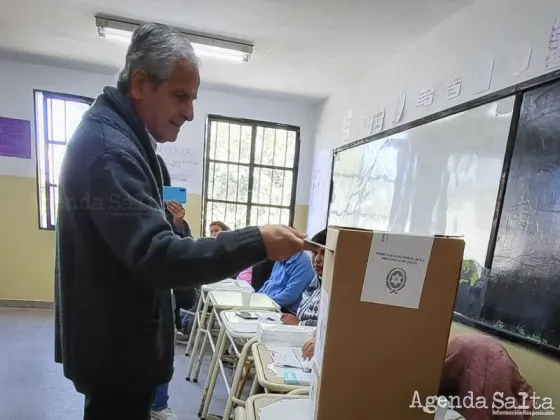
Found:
[84,389,154,420]
[173,288,197,331]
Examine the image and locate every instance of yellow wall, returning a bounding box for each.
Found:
[0,175,56,302]
[0,174,309,302]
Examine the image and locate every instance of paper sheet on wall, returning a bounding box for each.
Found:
[545,18,560,69]
[446,78,462,100]
[370,108,385,134]
[308,170,330,236]
[392,92,406,125]
[510,42,533,75]
[360,115,373,138]
[0,117,31,159]
[157,143,202,194]
[474,56,495,94]
[416,88,435,108]
[341,109,353,144]
[360,233,434,309]
[307,149,332,236]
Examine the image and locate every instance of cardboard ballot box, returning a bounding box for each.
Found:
[309,227,464,420]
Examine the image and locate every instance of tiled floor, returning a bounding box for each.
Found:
[0,307,229,420]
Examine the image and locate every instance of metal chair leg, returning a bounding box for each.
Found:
[198,328,226,418]
[185,291,203,356]
[199,327,228,418]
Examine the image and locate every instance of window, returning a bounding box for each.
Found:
[202,115,300,235]
[35,90,93,230]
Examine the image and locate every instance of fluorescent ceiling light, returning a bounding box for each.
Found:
[95,16,253,63]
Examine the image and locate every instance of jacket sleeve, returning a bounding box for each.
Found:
[86,151,267,289]
[267,257,314,308]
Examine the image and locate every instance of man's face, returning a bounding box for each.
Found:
[130,59,200,142]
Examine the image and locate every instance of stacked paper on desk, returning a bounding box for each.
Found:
[257,323,315,347]
[270,347,312,370]
[208,279,252,290]
[258,398,309,420]
[223,312,281,334]
[267,346,312,386]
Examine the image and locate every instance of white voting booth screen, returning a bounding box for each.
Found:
[328,96,515,268]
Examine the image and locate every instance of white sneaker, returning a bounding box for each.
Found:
[151,408,179,420]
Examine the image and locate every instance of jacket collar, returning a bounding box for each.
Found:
[100,86,163,192]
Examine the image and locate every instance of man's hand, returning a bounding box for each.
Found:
[281,313,299,326]
[302,336,316,360]
[259,225,306,261]
[166,200,186,228]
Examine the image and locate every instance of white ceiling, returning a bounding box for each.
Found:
[0,0,474,102]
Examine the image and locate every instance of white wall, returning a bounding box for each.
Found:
[0,58,319,205]
[309,0,560,227]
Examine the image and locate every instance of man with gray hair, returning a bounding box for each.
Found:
[54,22,308,420]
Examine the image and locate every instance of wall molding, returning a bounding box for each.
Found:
[0,299,53,309]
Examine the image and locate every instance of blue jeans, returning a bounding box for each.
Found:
[152,383,169,412]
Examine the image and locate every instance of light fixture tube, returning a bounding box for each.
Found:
[95,16,253,63]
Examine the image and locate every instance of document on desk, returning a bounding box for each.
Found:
[259,399,310,420]
[270,348,312,370]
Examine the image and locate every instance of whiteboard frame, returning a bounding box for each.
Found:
[325,69,560,359]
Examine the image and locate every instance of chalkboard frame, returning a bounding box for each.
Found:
[326,69,560,359]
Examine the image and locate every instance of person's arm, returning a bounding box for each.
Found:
[86,151,267,289]
[266,257,314,308]
[236,266,253,283]
[165,207,191,238]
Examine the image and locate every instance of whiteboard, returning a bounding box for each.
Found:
[329,96,515,266]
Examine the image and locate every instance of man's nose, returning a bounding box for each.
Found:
[181,103,194,122]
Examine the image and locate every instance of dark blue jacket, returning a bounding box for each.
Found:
[54,86,267,394]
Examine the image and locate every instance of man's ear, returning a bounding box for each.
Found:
[129,70,149,100]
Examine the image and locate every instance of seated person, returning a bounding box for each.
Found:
[440,333,533,420]
[247,259,275,292]
[236,265,253,285]
[281,229,326,326]
[209,220,230,237]
[259,250,314,314]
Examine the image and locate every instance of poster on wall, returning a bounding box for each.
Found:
[473,56,495,94]
[158,142,202,194]
[307,149,332,236]
[341,109,353,144]
[545,17,560,69]
[392,92,406,125]
[446,78,462,100]
[371,108,385,134]
[0,117,31,159]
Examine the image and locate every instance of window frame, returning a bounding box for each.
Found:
[201,114,301,236]
[33,89,94,231]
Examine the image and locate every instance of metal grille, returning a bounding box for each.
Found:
[202,115,300,236]
[34,90,93,230]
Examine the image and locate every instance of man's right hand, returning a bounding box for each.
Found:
[259,225,306,261]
